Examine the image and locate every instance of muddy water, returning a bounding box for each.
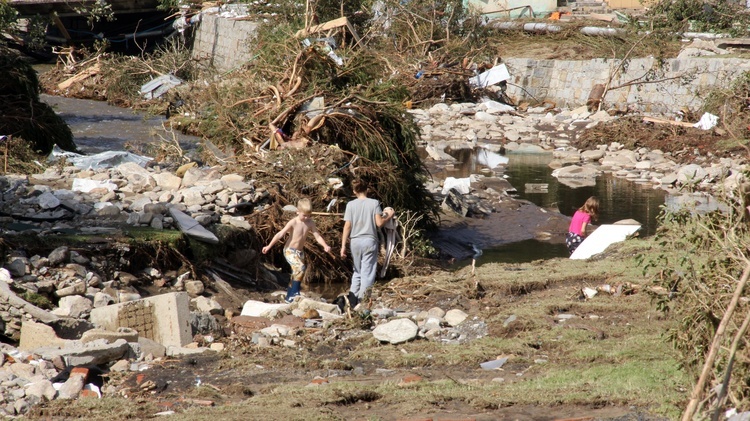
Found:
[433,148,668,264]
[40,94,201,155]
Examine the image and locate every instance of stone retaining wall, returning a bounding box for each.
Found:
[190,14,750,112]
[503,56,750,113]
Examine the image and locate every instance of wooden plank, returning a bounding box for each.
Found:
[295,16,349,38]
[642,116,696,128]
[345,19,361,44]
[50,12,71,41]
[57,63,100,90]
[589,13,615,22]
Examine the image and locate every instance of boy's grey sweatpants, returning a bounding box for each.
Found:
[350,237,378,299]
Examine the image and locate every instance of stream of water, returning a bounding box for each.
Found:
[41,94,201,155]
[435,148,669,263]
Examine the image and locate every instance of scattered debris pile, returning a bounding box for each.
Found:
[0,236,493,416]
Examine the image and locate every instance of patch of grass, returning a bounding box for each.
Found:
[504,359,687,417]
[21,291,53,309]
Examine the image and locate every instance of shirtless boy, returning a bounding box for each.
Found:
[262,198,331,302]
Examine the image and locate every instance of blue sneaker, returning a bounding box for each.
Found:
[285,281,301,303]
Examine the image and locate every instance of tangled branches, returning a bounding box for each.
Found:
[639,188,750,417]
[0,47,75,156]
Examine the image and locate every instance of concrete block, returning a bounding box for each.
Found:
[166,345,208,356]
[138,337,166,358]
[19,320,72,351]
[89,292,191,347]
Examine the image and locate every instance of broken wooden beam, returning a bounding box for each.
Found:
[295,16,361,44]
[57,63,100,90]
[642,116,696,128]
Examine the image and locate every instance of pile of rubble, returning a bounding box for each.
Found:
[413,100,747,198]
[1,157,270,235]
[236,297,483,347]
[0,241,489,416]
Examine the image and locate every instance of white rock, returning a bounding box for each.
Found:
[52,295,93,318]
[25,380,57,401]
[240,300,288,317]
[444,309,469,326]
[192,296,223,315]
[372,318,418,344]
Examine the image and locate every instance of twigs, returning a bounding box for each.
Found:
[682,260,750,421]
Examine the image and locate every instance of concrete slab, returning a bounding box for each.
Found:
[37,339,129,366]
[89,292,191,347]
[80,327,138,344]
[19,321,72,351]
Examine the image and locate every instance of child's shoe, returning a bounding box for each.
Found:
[285,281,302,303]
[347,291,359,309]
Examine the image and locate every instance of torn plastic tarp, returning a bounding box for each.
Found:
[469,63,510,88]
[300,96,326,118]
[169,207,220,244]
[302,38,344,66]
[72,178,117,193]
[140,74,183,100]
[441,177,471,195]
[51,146,152,170]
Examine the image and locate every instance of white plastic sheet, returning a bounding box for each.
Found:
[570,224,641,260]
[441,177,471,195]
[51,146,152,170]
[693,112,718,130]
[469,64,510,88]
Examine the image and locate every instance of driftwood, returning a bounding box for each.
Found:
[205,269,248,310]
[294,16,361,44]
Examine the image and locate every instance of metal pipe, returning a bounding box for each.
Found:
[489,21,522,30]
[580,27,625,37]
[523,22,561,33]
[489,19,730,40]
[681,32,729,39]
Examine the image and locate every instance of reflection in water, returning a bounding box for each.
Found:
[665,192,729,214]
[475,148,509,169]
[451,239,569,269]
[436,149,667,237]
[504,154,667,237]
